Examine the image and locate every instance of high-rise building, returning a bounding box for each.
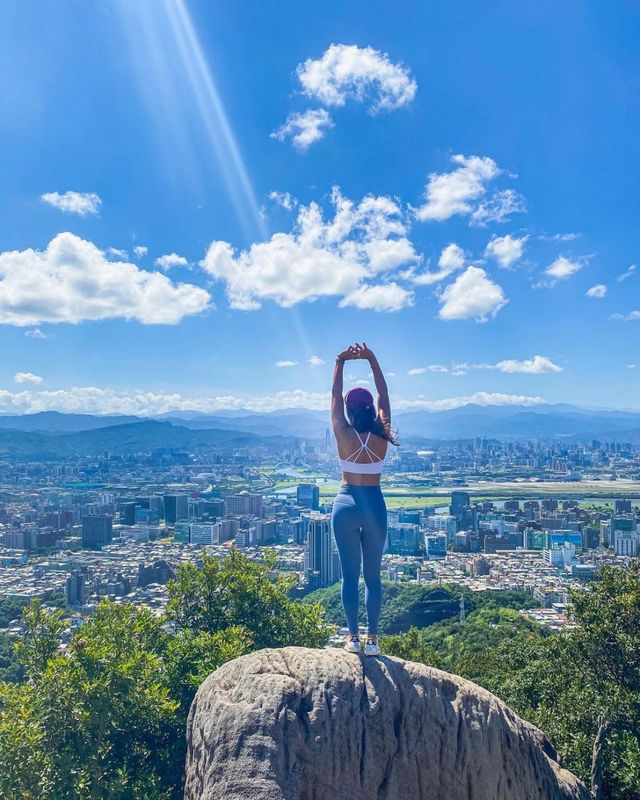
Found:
[450,491,470,517]
[163,494,189,524]
[190,524,217,546]
[614,529,639,557]
[387,523,421,555]
[81,515,113,549]
[225,492,263,517]
[296,484,320,511]
[615,499,632,515]
[305,514,340,587]
[65,570,86,606]
[119,502,137,526]
[425,533,448,559]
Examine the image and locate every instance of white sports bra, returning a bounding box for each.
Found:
[339,430,385,475]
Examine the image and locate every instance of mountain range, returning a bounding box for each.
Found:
[0,404,639,458]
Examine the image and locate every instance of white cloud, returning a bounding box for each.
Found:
[414,154,525,227]
[611,311,640,322]
[41,191,102,216]
[395,392,544,411]
[490,355,563,374]
[296,44,417,112]
[106,247,128,260]
[268,191,296,211]
[134,246,148,258]
[470,189,526,226]
[540,232,581,242]
[438,266,508,322]
[618,264,636,282]
[627,364,636,369]
[200,187,417,312]
[409,355,563,376]
[271,109,334,150]
[0,386,544,416]
[586,284,607,298]
[545,256,584,280]
[155,253,189,270]
[339,282,413,312]
[13,372,43,385]
[485,234,528,268]
[407,365,449,375]
[416,155,499,222]
[275,360,298,368]
[411,243,465,285]
[0,232,211,326]
[308,355,325,366]
[25,328,47,339]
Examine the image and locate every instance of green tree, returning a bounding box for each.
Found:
[166,548,330,649]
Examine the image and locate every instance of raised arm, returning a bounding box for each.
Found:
[331,346,358,433]
[362,343,390,424]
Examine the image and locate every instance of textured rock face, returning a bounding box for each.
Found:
[184,646,590,800]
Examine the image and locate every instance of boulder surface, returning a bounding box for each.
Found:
[184,646,590,800]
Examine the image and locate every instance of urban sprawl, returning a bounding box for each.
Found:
[0,433,638,638]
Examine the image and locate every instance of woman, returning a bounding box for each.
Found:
[331,342,398,656]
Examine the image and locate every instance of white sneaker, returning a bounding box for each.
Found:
[364,637,381,656]
[344,634,361,654]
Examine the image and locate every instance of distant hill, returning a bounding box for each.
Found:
[0,411,141,433]
[0,420,293,458]
[2,404,640,446]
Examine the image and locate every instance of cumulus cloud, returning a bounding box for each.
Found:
[308,355,325,366]
[200,187,417,312]
[338,282,413,312]
[155,253,190,270]
[41,191,102,216]
[586,284,607,298]
[412,243,465,285]
[414,155,524,226]
[438,266,508,322]
[275,360,298,367]
[395,392,544,411]
[0,386,544,416]
[545,256,584,280]
[296,44,417,112]
[134,246,148,258]
[409,355,562,376]
[271,109,334,150]
[485,234,528,268]
[13,372,43,385]
[25,328,47,339]
[0,232,210,326]
[618,264,636,282]
[489,355,563,374]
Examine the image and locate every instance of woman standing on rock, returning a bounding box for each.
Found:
[331,342,398,656]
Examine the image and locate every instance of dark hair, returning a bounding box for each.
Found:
[345,387,399,446]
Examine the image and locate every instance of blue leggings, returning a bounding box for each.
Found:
[331,485,387,635]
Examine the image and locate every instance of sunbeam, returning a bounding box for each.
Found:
[116,0,266,242]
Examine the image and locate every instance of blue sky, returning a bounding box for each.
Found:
[1,0,639,415]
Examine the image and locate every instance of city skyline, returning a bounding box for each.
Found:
[1,1,639,415]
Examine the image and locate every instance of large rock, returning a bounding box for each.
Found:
[184,647,590,800]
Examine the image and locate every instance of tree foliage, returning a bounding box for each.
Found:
[0,549,329,799]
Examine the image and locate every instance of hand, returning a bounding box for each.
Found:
[358,342,376,362]
[337,345,360,362]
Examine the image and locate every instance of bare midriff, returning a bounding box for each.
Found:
[340,472,382,487]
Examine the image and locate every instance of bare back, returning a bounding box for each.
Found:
[335,426,388,485]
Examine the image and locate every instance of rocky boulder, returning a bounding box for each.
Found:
[184,646,590,800]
